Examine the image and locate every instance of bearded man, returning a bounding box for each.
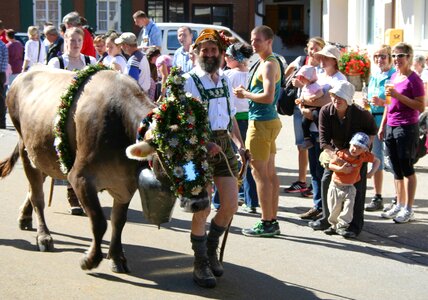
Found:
[183,29,246,288]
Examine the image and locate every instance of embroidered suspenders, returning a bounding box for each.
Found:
[189,73,232,131]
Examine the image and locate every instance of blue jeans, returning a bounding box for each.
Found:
[212,119,259,209]
[307,132,323,210]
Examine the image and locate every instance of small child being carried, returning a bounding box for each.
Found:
[294,65,324,149]
[324,132,380,237]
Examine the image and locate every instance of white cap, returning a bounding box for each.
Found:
[329,80,355,105]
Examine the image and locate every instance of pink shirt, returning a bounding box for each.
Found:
[387,71,425,126]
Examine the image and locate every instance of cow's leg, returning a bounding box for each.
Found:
[20,146,53,251]
[107,200,130,273]
[17,194,33,230]
[68,171,107,270]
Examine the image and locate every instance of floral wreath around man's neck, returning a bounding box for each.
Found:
[137,66,212,198]
[54,64,109,174]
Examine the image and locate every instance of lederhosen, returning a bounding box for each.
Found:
[189,73,238,177]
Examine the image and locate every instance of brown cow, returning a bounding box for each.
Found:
[0,66,173,272]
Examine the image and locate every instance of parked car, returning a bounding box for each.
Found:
[156,22,261,66]
[156,22,249,56]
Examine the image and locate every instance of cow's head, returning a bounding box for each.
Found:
[127,69,212,215]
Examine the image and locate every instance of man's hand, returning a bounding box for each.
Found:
[207,142,222,157]
[233,85,247,99]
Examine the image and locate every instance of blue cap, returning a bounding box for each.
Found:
[350,132,370,151]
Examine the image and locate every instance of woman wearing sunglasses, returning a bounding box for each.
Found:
[378,42,425,223]
[363,45,395,212]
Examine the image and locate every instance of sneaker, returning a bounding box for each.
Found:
[242,204,257,213]
[242,220,276,237]
[300,139,314,150]
[365,195,384,211]
[381,205,401,219]
[383,196,398,212]
[272,220,281,235]
[323,226,337,235]
[299,207,322,220]
[393,208,415,223]
[284,181,308,193]
[301,185,313,198]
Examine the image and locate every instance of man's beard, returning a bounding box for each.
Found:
[198,55,221,73]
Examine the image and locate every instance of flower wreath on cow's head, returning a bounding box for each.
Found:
[127,66,212,199]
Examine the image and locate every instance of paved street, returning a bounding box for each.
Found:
[1,111,428,300]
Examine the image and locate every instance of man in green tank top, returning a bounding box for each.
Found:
[234,25,282,237]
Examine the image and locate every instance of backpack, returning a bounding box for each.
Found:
[276,55,306,116]
[58,55,91,69]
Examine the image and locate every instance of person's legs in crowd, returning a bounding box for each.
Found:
[365,135,385,211]
[309,168,332,230]
[284,107,308,193]
[346,163,367,238]
[300,117,314,150]
[300,131,323,220]
[237,119,259,212]
[243,119,281,237]
[0,71,6,128]
[382,125,417,223]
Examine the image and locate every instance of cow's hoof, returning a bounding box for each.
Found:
[18,218,33,230]
[36,234,54,252]
[110,258,130,273]
[80,255,102,271]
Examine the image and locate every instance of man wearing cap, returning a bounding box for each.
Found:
[173,26,194,73]
[183,28,246,288]
[115,32,151,92]
[132,10,162,51]
[314,80,377,238]
[233,25,282,238]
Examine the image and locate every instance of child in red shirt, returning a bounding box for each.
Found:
[325,132,380,236]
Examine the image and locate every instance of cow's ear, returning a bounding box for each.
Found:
[126,141,155,161]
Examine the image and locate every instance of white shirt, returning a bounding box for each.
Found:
[47,53,97,70]
[224,69,249,113]
[24,39,47,67]
[138,54,151,92]
[184,66,236,131]
[106,55,128,74]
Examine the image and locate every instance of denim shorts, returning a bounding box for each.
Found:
[293,106,305,145]
[371,134,384,170]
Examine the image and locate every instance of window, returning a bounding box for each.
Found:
[146,0,187,23]
[34,0,61,29]
[366,0,375,44]
[192,5,233,28]
[97,0,120,33]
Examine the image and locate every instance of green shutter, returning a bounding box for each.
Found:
[20,0,33,30]
[121,0,133,32]
[85,0,97,31]
[61,1,75,20]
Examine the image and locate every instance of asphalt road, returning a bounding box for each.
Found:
[1,112,427,300]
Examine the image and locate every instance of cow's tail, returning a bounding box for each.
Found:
[0,143,20,178]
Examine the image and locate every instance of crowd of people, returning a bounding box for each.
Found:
[0,10,427,289]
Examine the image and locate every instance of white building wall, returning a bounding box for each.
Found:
[322,0,348,44]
